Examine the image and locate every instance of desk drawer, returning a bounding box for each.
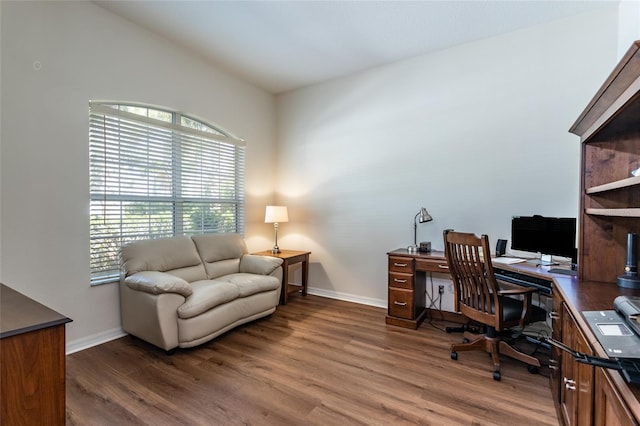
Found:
[388,288,414,319]
[389,256,414,274]
[389,272,413,290]
[416,258,449,273]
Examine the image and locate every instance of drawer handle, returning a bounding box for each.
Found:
[394,279,408,283]
[438,264,449,269]
[393,263,408,267]
[549,312,560,320]
[564,377,576,390]
[393,301,407,306]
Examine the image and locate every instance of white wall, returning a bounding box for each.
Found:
[618,0,640,58]
[0,1,626,352]
[0,1,277,351]
[276,7,620,310]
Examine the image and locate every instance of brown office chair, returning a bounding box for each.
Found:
[443,230,540,381]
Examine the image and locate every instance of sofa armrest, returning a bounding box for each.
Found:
[124,271,193,297]
[239,254,283,275]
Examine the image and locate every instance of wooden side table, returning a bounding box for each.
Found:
[253,250,311,304]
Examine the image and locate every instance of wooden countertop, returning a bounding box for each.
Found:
[0,283,71,339]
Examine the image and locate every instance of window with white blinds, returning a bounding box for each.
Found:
[89,102,245,285]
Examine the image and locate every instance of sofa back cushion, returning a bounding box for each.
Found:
[120,236,207,283]
[191,233,248,279]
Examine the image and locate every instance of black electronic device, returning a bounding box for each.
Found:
[618,233,640,289]
[496,239,507,257]
[511,215,576,261]
[418,241,431,253]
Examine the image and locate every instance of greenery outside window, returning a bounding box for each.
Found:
[89,102,245,285]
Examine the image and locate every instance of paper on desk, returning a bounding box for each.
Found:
[492,257,526,264]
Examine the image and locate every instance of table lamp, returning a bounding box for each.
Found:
[265,206,288,254]
[408,207,432,253]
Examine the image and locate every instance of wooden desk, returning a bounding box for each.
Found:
[385,249,448,329]
[386,246,640,422]
[0,283,72,425]
[253,250,311,305]
[475,260,640,425]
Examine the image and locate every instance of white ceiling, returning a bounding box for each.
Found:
[93,0,617,94]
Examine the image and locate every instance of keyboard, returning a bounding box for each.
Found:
[493,267,553,295]
[548,268,577,276]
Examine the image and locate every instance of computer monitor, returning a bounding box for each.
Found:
[511,215,576,261]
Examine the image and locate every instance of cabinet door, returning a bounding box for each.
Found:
[594,368,637,426]
[560,303,594,426]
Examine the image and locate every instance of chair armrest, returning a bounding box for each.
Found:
[124,271,193,297]
[240,254,283,275]
[498,287,537,295]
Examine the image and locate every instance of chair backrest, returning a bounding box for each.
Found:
[443,230,502,329]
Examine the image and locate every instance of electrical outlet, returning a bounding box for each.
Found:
[438,285,444,295]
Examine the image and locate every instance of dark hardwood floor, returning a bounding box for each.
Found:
[66,295,558,425]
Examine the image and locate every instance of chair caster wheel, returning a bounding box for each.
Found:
[527,365,539,374]
[462,338,469,343]
[493,371,501,381]
[451,351,458,360]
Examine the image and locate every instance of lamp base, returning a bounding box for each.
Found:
[618,274,640,289]
[271,246,281,254]
[407,245,419,253]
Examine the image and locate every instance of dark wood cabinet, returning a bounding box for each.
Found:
[385,249,448,329]
[0,284,72,425]
[551,41,640,425]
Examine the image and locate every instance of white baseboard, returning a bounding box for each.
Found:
[65,289,385,355]
[307,287,386,309]
[66,327,126,355]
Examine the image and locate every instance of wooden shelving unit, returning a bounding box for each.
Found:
[570,40,640,284]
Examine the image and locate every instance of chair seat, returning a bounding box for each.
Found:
[501,295,525,323]
[464,295,524,324]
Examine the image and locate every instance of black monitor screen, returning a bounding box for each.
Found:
[511,215,576,258]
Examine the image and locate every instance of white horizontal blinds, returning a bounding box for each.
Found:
[89,102,245,285]
[179,131,245,235]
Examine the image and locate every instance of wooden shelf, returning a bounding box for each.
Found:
[585,208,640,217]
[586,175,640,194]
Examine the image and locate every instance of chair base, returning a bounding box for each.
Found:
[450,330,540,380]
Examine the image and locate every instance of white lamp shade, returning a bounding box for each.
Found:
[265,206,289,223]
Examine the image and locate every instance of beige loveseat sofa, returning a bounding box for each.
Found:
[119,233,283,351]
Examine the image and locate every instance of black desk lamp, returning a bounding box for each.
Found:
[408,207,432,253]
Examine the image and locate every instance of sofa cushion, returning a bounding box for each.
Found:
[120,236,207,282]
[224,273,281,297]
[177,280,240,319]
[125,271,193,297]
[191,233,248,278]
[176,273,280,319]
[240,254,283,275]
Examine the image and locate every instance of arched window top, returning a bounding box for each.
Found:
[91,101,245,146]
